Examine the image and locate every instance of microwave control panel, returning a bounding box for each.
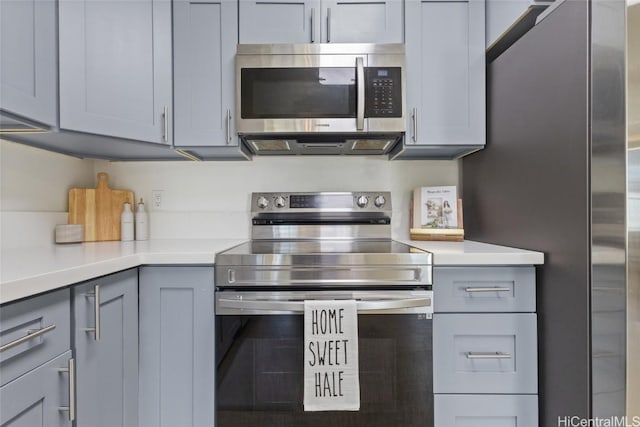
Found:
[365,67,402,118]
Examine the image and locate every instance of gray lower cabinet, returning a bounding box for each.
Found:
[0,0,57,128]
[433,266,539,423]
[58,0,172,145]
[393,0,485,159]
[435,394,539,427]
[239,0,403,43]
[72,269,139,427]
[138,266,215,427]
[173,0,239,148]
[0,351,74,427]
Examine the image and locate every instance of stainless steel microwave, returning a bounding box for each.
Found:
[235,44,406,155]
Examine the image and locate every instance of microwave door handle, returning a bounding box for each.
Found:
[217,297,430,314]
[356,57,365,131]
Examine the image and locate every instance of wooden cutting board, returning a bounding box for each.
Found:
[68,173,134,242]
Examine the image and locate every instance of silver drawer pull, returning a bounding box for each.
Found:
[58,358,76,421]
[466,352,512,360]
[465,287,511,293]
[0,324,56,353]
[81,284,101,341]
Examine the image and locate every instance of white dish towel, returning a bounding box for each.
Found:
[303,299,360,411]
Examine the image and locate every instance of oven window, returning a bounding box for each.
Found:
[241,68,357,119]
[216,314,433,426]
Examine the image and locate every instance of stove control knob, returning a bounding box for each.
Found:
[275,196,286,208]
[356,195,369,208]
[257,196,269,209]
[374,195,386,208]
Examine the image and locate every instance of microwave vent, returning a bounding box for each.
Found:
[350,139,394,151]
[248,139,292,152]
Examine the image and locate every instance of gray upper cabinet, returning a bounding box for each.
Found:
[173,0,238,147]
[58,0,172,145]
[73,269,139,427]
[392,0,485,159]
[0,0,57,128]
[239,0,403,43]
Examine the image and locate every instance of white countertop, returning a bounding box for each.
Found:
[1,239,543,304]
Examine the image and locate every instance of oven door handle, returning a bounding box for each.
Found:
[216,297,430,314]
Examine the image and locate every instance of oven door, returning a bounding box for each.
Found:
[215,290,433,427]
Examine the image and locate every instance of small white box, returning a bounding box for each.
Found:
[413,186,458,229]
[55,224,83,244]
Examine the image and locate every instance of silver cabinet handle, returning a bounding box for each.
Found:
[82,284,100,341]
[326,7,331,42]
[162,106,169,143]
[218,297,430,313]
[465,287,512,293]
[0,324,56,353]
[58,358,76,421]
[411,107,418,142]
[466,352,512,359]
[356,57,365,131]
[310,8,315,43]
[226,109,232,144]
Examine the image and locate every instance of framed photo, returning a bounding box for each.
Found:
[413,186,458,229]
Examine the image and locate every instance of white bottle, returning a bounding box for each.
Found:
[121,202,134,241]
[135,198,149,241]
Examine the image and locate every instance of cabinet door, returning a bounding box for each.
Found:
[0,0,56,126]
[321,0,404,43]
[0,351,73,427]
[73,269,138,427]
[405,0,485,147]
[173,0,238,147]
[433,313,538,394]
[59,0,172,145]
[435,394,539,427]
[138,267,215,427]
[239,0,320,43]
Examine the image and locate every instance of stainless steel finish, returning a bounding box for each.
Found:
[356,56,365,130]
[326,7,331,42]
[174,149,203,161]
[215,290,433,315]
[217,265,431,288]
[356,195,368,208]
[464,287,512,293]
[628,1,640,417]
[0,324,56,353]
[251,224,391,240]
[411,107,418,143]
[226,109,232,144]
[236,43,406,55]
[235,44,406,145]
[310,8,315,43]
[58,358,76,421]
[465,352,512,360]
[82,285,100,341]
[590,0,628,418]
[257,196,269,209]
[162,106,169,143]
[250,191,392,215]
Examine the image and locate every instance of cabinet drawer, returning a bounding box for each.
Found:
[0,350,73,427]
[435,394,538,427]
[434,267,536,312]
[1,289,70,386]
[433,313,537,394]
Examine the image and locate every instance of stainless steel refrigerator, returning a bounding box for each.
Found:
[463,0,639,424]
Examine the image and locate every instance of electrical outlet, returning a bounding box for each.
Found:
[152,190,164,209]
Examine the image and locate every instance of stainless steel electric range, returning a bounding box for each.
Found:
[215,192,433,427]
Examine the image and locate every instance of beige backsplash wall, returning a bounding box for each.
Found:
[0,140,95,248]
[95,156,460,240]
